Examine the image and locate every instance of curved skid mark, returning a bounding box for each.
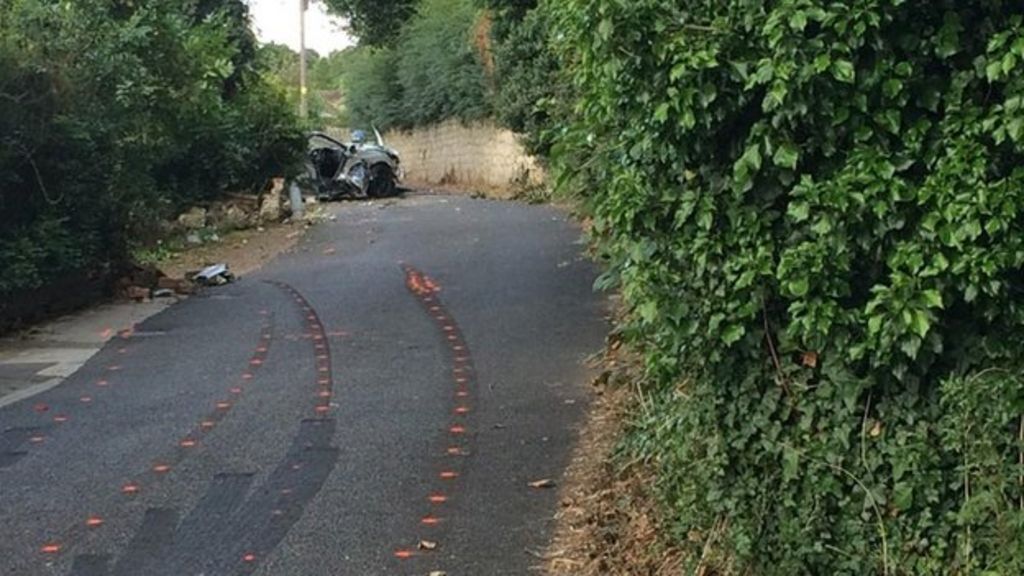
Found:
[33,311,278,566]
[60,282,341,573]
[265,281,335,417]
[86,420,338,576]
[393,265,479,570]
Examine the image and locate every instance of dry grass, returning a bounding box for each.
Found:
[157,221,307,280]
[537,345,687,575]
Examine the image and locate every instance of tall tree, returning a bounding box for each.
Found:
[320,0,415,46]
[195,0,258,96]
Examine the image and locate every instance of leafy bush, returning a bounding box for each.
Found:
[339,0,490,131]
[321,0,416,47]
[259,44,354,125]
[547,0,1024,573]
[396,0,490,127]
[0,0,303,313]
[341,46,405,129]
[492,4,564,157]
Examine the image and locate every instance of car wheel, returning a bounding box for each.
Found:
[368,164,397,198]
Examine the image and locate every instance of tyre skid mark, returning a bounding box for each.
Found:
[34,313,277,564]
[69,420,338,576]
[264,281,335,420]
[57,281,338,574]
[392,265,478,569]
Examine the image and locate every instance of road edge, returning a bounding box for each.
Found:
[0,221,314,409]
[538,345,687,575]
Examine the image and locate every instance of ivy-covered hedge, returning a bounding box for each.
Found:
[548,0,1024,573]
[491,3,563,158]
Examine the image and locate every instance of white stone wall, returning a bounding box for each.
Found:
[383,120,544,196]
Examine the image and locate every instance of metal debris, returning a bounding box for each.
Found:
[194,263,235,286]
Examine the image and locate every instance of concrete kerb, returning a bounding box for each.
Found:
[0,300,172,408]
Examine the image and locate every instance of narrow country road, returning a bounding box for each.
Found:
[0,194,607,576]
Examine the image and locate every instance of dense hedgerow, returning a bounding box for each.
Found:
[341,0,490,131]
[547,0,1024,573]
[491,4,564,158]
[340,46,405,130]
[0,0,303,302]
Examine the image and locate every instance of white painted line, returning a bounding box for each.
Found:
[0,377,65,409]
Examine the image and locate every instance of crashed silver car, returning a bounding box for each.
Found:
[307,129,402,200]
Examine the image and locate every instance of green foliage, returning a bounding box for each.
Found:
[547,0,1024,573]
[340,0,490,131]
[492,4,563,157]
[0,216,87,295]
[259,42,305,88]
[0,0,303,307]
[258,44,353,125]
[484,0,535,21]
[309,49,353,90]
[396,0,490,126]
[341,46,405,129]
[321,0,416,46]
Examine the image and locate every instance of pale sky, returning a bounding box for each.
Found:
[247,0,355,55]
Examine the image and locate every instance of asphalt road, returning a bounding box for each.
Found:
[0,194,607,576]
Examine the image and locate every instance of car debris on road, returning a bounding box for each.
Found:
[193,263,235,286]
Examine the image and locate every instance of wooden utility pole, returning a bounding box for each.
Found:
[299,0,308,120]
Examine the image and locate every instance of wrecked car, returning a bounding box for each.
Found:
[306,129,402,201]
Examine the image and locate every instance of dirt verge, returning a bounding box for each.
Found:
[157,221,308,280]
[538,345,687,576]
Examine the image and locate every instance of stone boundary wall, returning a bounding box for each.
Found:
[382,120,544,197]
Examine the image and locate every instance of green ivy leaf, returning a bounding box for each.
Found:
[868,314,883,335]
[790,11,807,32]
[722,324,746,345]
[670,62,687,82]
[922,289,943,309]
[900,335,922,359]
[787,277,809,297]
[733,143,763,192]
[911,310,931,338]
[788,201,810,222]
[1002,51,1018,75]
[832,60,855,83]
[883,78,903,99]
[893,482,914,510]
[654,103,670,124]
[782,445,800,481]
[638,300,658,324]
[813,53,831,73]
[878,109,901,134]
[773,143,799,169]
[986,58,1004,81]
[965,284,979,303]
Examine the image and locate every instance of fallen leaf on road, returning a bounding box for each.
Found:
[322,247,336,255]
[418,540,438,551]
[529,479,557,489]
[429,571,448,576]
